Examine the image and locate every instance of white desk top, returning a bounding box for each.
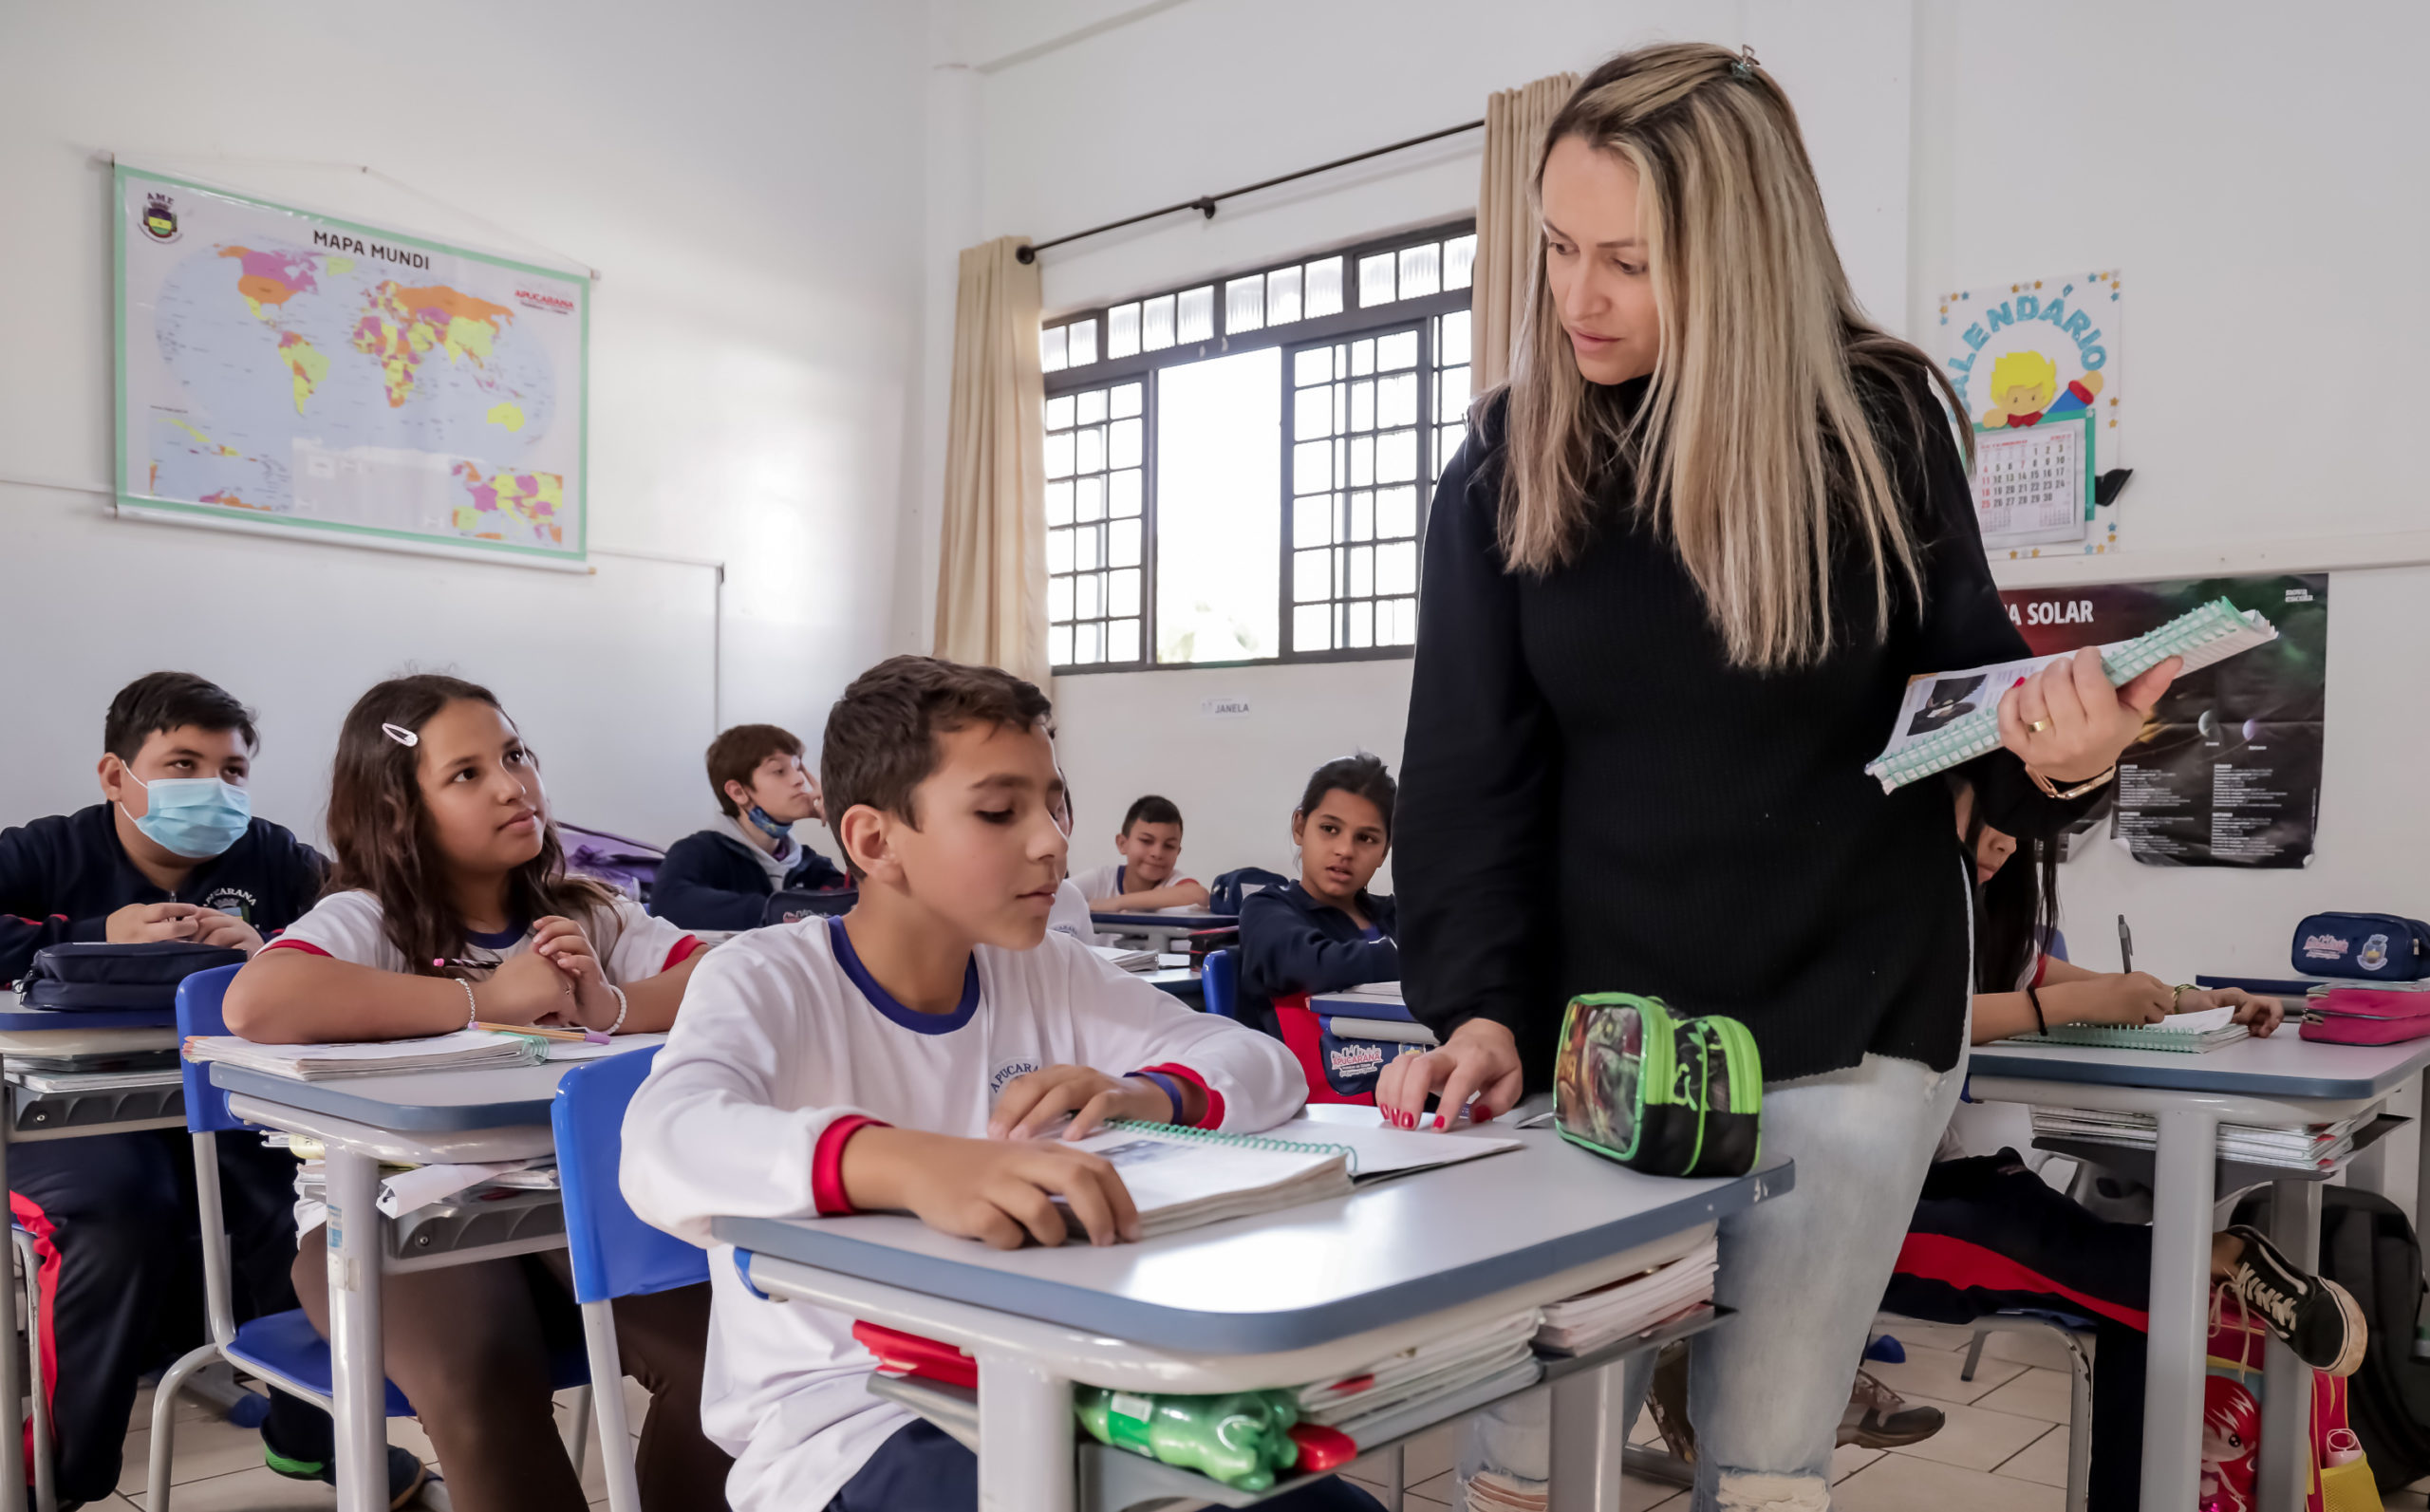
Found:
[1969,1028,2430,1102]
[719,1106,1788,1353]
[210,1059,575,1131]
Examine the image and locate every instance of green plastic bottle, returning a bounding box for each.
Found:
[1073,1385,1303,1491]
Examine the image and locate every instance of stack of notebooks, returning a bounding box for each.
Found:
[1059,1114,1522,1240]
[1087,943,1162,972]
[2029,1106,2379,1171]
[184,1029,547,1080]
[1535,1235,1720,1355]
[6,1046,184,1095]
[1313,982,1438,1046]
[1866,597,2279,792]
[1295,1310,1542,1443]
[1999,1003,2250,1054]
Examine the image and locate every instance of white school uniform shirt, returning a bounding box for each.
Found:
[262,888,702,1228]
[1046,878,1101,944]
[620,918,1307,1512]
[1069,861,1127,903]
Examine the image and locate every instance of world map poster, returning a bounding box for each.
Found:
[116,166,587,565]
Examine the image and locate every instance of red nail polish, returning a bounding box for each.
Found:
[1433,1114,1446,1130]
[1474,1108,1496,1124]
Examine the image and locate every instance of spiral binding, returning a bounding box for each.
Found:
[1103,1119,1360,1176]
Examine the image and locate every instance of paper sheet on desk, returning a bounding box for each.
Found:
[375,1157,557,1217]
[541,1032,668,1061]
[1255,1111,1522,1178]
[2148,1006,2237,1033]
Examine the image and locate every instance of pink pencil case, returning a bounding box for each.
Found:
[2300,988,2430,1045]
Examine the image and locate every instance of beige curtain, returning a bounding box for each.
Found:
[934,235,1052,689]
[1471,72,1579,391]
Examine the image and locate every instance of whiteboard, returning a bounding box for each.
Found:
[0,496,715,852]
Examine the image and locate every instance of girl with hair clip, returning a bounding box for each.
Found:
[1237,755,1402,1039]
[1385,43,2184,1508]
[225,674,732,1512]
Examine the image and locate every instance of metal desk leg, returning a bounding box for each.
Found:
[1549,1359,1626,1512]
[325,1148,387,1512]
[2142,1106,2219,1511]
[2258,1179,2322,1512]
[2416,1071,2430,1247]
[0,1073,21,1507]
[977,1353,1072,1512]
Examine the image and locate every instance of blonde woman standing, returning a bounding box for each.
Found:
[1381,45,2177,1509]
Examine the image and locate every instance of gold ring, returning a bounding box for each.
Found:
[2026,719,2052,734]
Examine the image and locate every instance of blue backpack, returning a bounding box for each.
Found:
[16,942,249,1011]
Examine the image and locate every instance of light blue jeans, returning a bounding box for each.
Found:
[1621,1050,1967,1510]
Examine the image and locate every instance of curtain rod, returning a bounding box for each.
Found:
[1015,119,1485,265]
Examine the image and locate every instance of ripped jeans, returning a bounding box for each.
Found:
[1467,1052,1964,1510]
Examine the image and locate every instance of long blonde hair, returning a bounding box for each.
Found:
[1497,44,1960,671]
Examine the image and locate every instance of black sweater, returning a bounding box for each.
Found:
[1237,882,1401,1033]
[0,805,327,985]
[1395,375,2091,1088]
[650,828,848,932]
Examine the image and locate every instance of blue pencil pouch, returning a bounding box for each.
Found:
[2290,913,2430,981]
[16,943,248,1011]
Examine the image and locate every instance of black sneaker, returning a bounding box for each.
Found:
[2226,1223,2367,1377]
[265,1442,431,1509]
[1839,1369,1946,1449]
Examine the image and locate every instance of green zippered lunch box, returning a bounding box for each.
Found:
[1552,992,1764,1177]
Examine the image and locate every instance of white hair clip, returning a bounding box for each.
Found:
[380,722,420,748]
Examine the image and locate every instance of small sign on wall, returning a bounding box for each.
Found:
[1200,696,1250,719]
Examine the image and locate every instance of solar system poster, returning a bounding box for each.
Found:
[1998,574,2327,868]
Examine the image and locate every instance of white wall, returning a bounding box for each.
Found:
[944,0,1917,872]
[0,1,926,849]
[1907,0,2430,984]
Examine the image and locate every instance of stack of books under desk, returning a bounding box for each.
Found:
[3,1049,184,1133]
[1306,983,1438,1048]
[2028,1104,2409,1191]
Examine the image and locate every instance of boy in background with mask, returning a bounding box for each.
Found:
[651,721,848,930]
[0,671,423,1508]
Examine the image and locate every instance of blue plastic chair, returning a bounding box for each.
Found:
[151,964,589,1506]
[553,1048,705,1512]
[1202,947,1239,1019]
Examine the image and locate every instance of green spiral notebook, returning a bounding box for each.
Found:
[1865,597,2278,793]
[1997,1005,2251,1054]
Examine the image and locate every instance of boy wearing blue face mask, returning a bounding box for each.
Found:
[0,672,423,1508]
[651,722,849,930]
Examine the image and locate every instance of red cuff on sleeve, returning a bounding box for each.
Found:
[259,939,330,958]
[664,935,704,972]
[812,1115,889,1217]
[1140,1063,1223,1130]
[2029,954,2049,989]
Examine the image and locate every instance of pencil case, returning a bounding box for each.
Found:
[2301,988,2430,1046]
[1553,994,1763,1178]
[14,942,248,1009]
[2291,912,2430,980]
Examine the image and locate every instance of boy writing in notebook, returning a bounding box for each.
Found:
[622,657,1369,1512]
[1073,793,1211,911]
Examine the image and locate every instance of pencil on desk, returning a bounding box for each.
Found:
[472,1020,601,1043]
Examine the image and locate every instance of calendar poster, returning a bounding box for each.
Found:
[1998,574,2327,868]
[1933,271,2125,558]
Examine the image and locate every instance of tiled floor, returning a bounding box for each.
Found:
[75,1348,2430,1510]
[1339,1320,2430,1511]
[73,1376,642,1509]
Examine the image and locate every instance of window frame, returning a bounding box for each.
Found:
[1040,217,1476,675]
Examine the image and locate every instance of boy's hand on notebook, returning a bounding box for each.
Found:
[1998,648,2182,783]
[989,1065,1172,1141]
[1374,1018,1523,1131]
[849,1129,1142,1248]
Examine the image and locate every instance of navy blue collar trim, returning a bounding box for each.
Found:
[465,922,527,952]
[827,916,980,1035]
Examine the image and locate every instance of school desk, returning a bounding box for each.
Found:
[719,1106,1791,1512]
[1968,1031,2430,1512]
[1089,909,1234,953]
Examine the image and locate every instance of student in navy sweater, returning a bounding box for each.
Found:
[652,723,848,930]
[0,673,423,1507]
[1236,756,1400,1036]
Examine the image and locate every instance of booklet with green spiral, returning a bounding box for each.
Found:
[1865,597,2279,793]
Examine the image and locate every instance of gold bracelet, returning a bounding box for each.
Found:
[2028,764,2117,800]
[2171,983,2191,1013]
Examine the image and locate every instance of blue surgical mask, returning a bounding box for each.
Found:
[744,805,794,841]
[121,775,252,860]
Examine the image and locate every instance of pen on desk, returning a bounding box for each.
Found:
[2118,914,2134,975]
[472,1020,611,1045]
